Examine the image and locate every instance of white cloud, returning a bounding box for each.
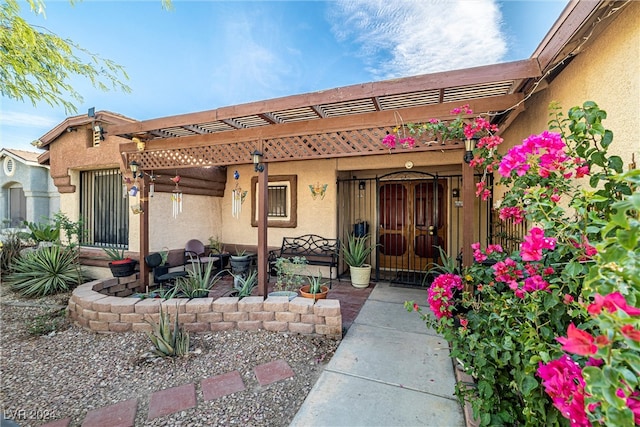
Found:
[205,8,301,105]
[328,0,507,80]
[1,111,59,128]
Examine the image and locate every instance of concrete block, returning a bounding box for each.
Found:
[238,296,263,312]
[313,299,340,317]
[275,312,300,323]
[212,297,239,312]
[223,312,249,322]
[185,298,214,313]
[289,298,314,314]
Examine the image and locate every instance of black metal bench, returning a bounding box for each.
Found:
[268,234,340,286]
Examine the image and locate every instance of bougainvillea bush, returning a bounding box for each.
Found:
[403,102,639,426]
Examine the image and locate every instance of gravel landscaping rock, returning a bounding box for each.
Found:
[0,282,339,427]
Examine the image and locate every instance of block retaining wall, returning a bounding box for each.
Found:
[68,276,342,339]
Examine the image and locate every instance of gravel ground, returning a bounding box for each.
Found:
[0,282,339,427]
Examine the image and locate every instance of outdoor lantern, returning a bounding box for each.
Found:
[251,149,264,172]
[129,160,142,179]
[464,138,476,164]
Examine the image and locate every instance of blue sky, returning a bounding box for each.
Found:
[1,0,568,152]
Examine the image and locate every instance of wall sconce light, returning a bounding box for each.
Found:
[129,161,143,179]
[358,181,366,191]
[251,149,264,173]
[452,188,460,198]
[93,125,105,141]
[464,138,477,164]
[66,127,77,133]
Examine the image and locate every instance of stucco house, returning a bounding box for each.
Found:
[0,148,59,229]
[36,1,638,287]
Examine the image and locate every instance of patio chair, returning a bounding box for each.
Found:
[184,239,229,273]
[144,251,188,286]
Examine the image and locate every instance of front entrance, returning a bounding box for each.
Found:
[338,171,492,287]
[378,176,446,279]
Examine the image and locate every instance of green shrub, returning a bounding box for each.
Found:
[7,245,83,297]
[22,220,60,243]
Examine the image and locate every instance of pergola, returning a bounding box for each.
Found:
[111,59,543,295]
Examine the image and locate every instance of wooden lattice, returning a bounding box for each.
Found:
[125,126,462,170]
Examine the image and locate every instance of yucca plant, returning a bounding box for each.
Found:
[146,304,190,357]
[7,245,83,297]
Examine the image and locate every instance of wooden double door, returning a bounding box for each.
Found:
[378,180,447,272]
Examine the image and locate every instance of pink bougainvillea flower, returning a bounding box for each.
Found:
[537,355,589,426]
[563,294,575,304]
[520,227,556,261]
[472,242,487,263]
[413,302,420,312]
[499,206,525,224]
[556,323,597,356]
[399,137,416,149]
[627,392,640,425]
[427,273,464,320]
[382,134,397,149]
[621,324,640,342]
[459,318,468,329]
[486,244,503,254]
[575,164,590,178]
[587,292,640,316]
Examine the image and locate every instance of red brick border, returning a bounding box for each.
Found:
[68,279,342,339]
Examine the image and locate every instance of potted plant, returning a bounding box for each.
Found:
[103,247,137,277]
[299,271,329,301]
[230,247,253,276]
[269,256,307,300]
[341,233,377,288]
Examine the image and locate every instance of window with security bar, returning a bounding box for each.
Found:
[251,175,297,228]
[80,169,129,247]
[268,185,287,217]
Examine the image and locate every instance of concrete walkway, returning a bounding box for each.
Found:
[290,282,465,427]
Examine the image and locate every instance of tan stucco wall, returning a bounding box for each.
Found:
[502,2,639,167]
[146,192,220,252]
[219,161,338,247]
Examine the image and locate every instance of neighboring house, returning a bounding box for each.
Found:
[0,148,59,228]
[39,1,638,286]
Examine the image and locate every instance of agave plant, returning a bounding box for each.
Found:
[7,245,83,297]
[230,269,258,299]
[341,233,377,267]
[173,261,226,298]
[146,304,189,357]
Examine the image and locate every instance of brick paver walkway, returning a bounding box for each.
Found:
[39,359,295,427]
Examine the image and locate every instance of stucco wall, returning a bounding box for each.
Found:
[147,192,220,252]
[220,161,338,247]
[502,2,639,166]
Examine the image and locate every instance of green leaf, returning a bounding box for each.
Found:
[608,155,623,173]
[521,375,538,397]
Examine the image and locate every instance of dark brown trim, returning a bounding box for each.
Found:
[251,174,297,228]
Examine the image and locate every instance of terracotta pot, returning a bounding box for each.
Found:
[299,285,329,300]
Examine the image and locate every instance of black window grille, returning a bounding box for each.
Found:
[80,169,129,248]
[268,185,287,217]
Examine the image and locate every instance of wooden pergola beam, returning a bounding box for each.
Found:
[110,59,539,138]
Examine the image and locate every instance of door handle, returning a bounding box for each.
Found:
[428,225,434,236]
